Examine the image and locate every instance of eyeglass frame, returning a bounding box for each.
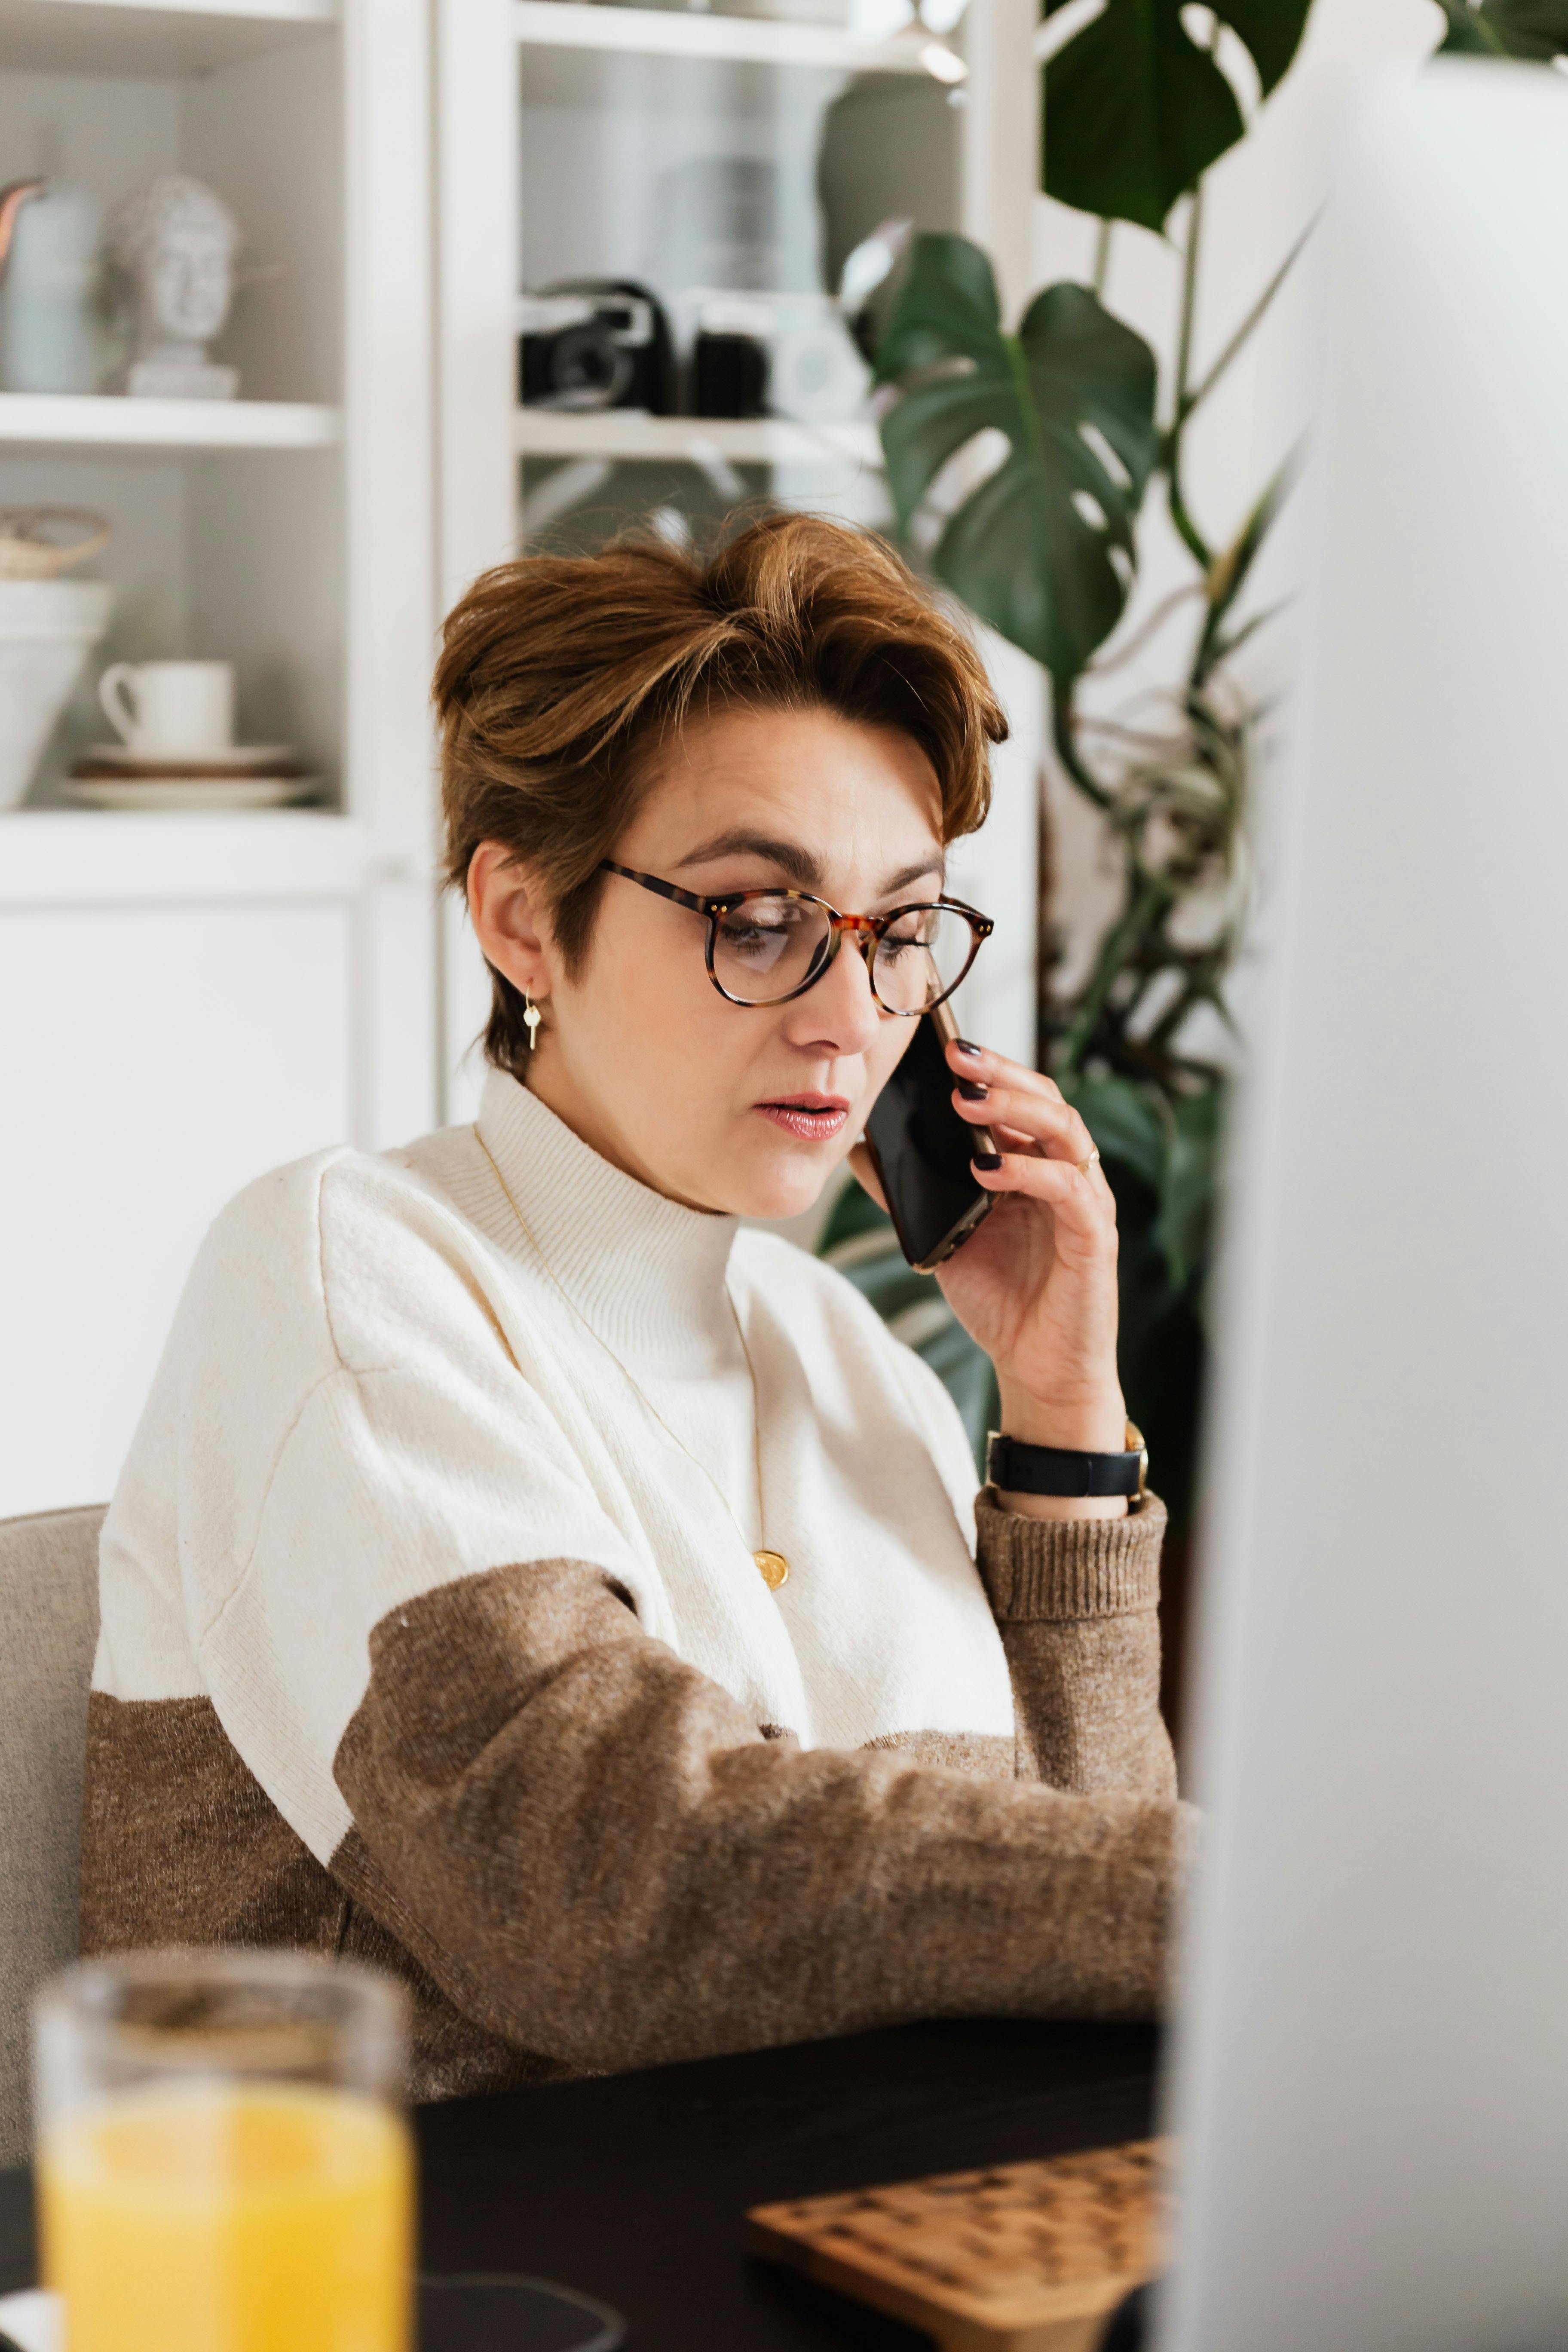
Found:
[599,860,995,1015]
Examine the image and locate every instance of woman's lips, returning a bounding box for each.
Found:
[755,1097,849,1141]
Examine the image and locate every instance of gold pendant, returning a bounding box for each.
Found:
[754,1548,790,1592]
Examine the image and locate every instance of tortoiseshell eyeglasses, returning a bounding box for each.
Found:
[600,861,993,1016]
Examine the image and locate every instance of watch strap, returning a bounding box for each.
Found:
[987,1421,1148,1502]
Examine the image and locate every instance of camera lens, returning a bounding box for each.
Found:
[549,324,633,410]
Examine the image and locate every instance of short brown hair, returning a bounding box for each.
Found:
[434,511,1007,1078]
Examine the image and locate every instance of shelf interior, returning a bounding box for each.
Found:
[520,56,956,302]
[0,17,346,807]
[515,14,953,551]
[0,0,335,80]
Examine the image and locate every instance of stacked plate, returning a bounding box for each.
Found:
[65,743,320,810]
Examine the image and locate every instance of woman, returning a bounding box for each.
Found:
[83,514,1190,2101]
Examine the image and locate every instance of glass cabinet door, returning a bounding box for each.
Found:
[516,38,962,553]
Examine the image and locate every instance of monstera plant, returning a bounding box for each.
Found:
[823,0,1568,1535]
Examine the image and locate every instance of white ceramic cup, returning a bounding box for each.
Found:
[98,659,234,753]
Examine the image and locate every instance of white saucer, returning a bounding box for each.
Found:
[85,743,297,774]
[65,775,320,810]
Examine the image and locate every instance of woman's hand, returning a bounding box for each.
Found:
[852,1036,1127,1520]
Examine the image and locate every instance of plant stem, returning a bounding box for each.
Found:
[1180,219,1313,427]
[1144,973,1213,1053]
[1092,218,1112,297]
[1050,680,1114,812]
[1001,331,1050,480]
[1173,186,1202,421]
[1191,445,1297,683]
[1056,874,1173,1078]
[1087,583,1204,678]
[1165,188,1213,571]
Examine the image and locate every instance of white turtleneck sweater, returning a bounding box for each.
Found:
[85,1066,1185,2097]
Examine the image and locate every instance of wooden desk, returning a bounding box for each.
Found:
[0,2017,1160,2350]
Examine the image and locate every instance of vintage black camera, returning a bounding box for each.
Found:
[518,279,675,413]
[688,291,870,423]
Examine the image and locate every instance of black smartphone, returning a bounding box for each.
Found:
[863,999,998,1273]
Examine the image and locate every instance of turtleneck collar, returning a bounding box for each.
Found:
[473,1067,741,1372]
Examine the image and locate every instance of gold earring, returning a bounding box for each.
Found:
[523,993,542,1051]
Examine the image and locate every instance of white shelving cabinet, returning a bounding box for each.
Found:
[0,392,338,445]
[0,0,435,1519]
[0,0,335,82]
[511,0,937,74]
[437,0,1044,1116]
[0,0,1053,1518]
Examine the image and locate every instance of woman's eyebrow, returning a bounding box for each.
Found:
[674,831,822,888]
[674,832,946,898]
[881,855,946,897]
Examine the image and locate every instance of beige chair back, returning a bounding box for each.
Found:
[0,1505,103,2168]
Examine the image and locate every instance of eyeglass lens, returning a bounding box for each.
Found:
[711,897,976,1012]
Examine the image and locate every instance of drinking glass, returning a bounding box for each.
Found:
[33,1950,413,2352]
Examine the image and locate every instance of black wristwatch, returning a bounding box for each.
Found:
[986,1421,1148,1504]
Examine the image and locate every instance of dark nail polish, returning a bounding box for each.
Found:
[954,1038,982,1057]
[972,1150,1003,1170]
[957,1077,989,1101]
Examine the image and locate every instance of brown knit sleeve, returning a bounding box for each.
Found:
[329,1554,1188,2077]
[975,1491,1177,1800]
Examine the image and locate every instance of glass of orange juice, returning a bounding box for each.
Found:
[33,1950,413,2352]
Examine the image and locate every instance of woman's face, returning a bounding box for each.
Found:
[469,702,946,1219]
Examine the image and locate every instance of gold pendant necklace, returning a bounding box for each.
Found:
[475,1129,789,1594]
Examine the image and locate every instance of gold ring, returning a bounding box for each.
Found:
[1078,1145,1101,1177]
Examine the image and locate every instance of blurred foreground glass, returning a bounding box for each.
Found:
[33,1950,413,2352]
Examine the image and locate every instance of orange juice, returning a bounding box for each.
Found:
[38,2081,413,2352]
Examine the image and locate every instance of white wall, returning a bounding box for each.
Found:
[1034,0,1440,996]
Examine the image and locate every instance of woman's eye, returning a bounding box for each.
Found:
[720,920,789,961]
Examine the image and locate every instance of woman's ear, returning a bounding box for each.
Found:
[468,842,556,1001]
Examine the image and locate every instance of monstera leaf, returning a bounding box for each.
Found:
[1042,0,1313,231]
[875,235,1158,681]
[1061,1072,1167,1192]
[1155,1086,1225,1291]
[1433,0,1568,54]
[1063,1072,1225,1293]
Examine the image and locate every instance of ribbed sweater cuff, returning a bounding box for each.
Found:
[974,1490,1167,1620]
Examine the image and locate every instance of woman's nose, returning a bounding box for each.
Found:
[786,926,883,1056]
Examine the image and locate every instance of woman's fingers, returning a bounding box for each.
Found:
[951,1076,1099,1172]
[949,1037,1064,1106]
[945,1038,1113,1212]
[971,1147,1116,1248]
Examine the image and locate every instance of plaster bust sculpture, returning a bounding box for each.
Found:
[106,174,240,399]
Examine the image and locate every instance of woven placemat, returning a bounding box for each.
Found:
[747,2137,1170,2352]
